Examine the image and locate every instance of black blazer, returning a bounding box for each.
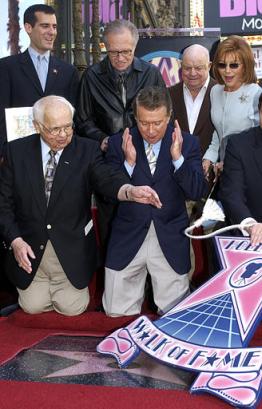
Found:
[0,134,128,290]
[169,78,216,156]
[220,127,262,224]
[0,50,79,154]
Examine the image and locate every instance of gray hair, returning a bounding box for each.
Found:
[103,19,139,48]
[33,95,75,123]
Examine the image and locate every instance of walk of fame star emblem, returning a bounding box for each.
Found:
[0,334,193,390]
[98,236,262,409]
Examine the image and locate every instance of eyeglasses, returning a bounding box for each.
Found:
[182,64,208,72]
[217,62,242,70]
[107,49,133,58]
[39,122,73,136]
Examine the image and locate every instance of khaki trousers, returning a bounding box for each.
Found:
[103,223,189,317]
[18,241,89,316]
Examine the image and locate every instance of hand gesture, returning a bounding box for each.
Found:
[248,223,262,246]
[170,120,183,161]
[100,136,109,152]
[129,186,162,208]
[122,128,136,166]
[11,237,36,274]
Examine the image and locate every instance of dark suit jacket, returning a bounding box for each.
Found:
[219,127,262,224]
[105,124,208,274]
[0,50,79,154]
[0,134,128,290]
[169,78,216,155]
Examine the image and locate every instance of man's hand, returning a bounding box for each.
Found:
[128,186,162,208]
[118,185,162,208]
[248,223,262,246]
[122,128,136,166]
[202,159,212,180]
[213,161,224,182]
[170,120,183,161]
[100,136,109,152]
[11,237,36,274]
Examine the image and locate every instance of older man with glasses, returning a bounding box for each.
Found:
[75,19,165,250]
[0,95,162,316]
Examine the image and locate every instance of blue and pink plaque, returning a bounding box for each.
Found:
[97,236,262,408]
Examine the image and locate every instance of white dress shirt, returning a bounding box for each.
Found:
[183,77,210,134]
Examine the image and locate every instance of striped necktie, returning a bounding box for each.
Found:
[145,143,157,175]
[45,150,57,204]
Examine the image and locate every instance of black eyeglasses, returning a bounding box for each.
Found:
[217,62,242,70]
[107,49,133,58]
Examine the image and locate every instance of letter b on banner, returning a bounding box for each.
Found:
[220,0,262,17]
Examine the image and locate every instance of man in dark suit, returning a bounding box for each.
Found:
[0,4,79,157]
[0,95,161,316]
[103,86,207,316]
[169,44,215,156]
[219,93,262,246]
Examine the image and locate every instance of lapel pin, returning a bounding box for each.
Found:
[64,161,69,165]
[53,69,58,74]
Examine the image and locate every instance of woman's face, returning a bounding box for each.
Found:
[217,52,244,91]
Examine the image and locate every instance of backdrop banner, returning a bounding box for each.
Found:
[205,0,262,36]
[135,35,220,87]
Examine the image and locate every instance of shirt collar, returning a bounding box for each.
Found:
[143,139,162,149]
[40,137,63,161]
[28,46,50,62]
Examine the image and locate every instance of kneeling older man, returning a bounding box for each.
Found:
[103,86,208,316]
[0,95,161,316]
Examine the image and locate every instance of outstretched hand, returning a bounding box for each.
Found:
[170,120,183,160]
[129,186,162,208]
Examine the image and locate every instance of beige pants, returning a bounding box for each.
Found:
[103,223,189,317]
[18,241,89,316]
